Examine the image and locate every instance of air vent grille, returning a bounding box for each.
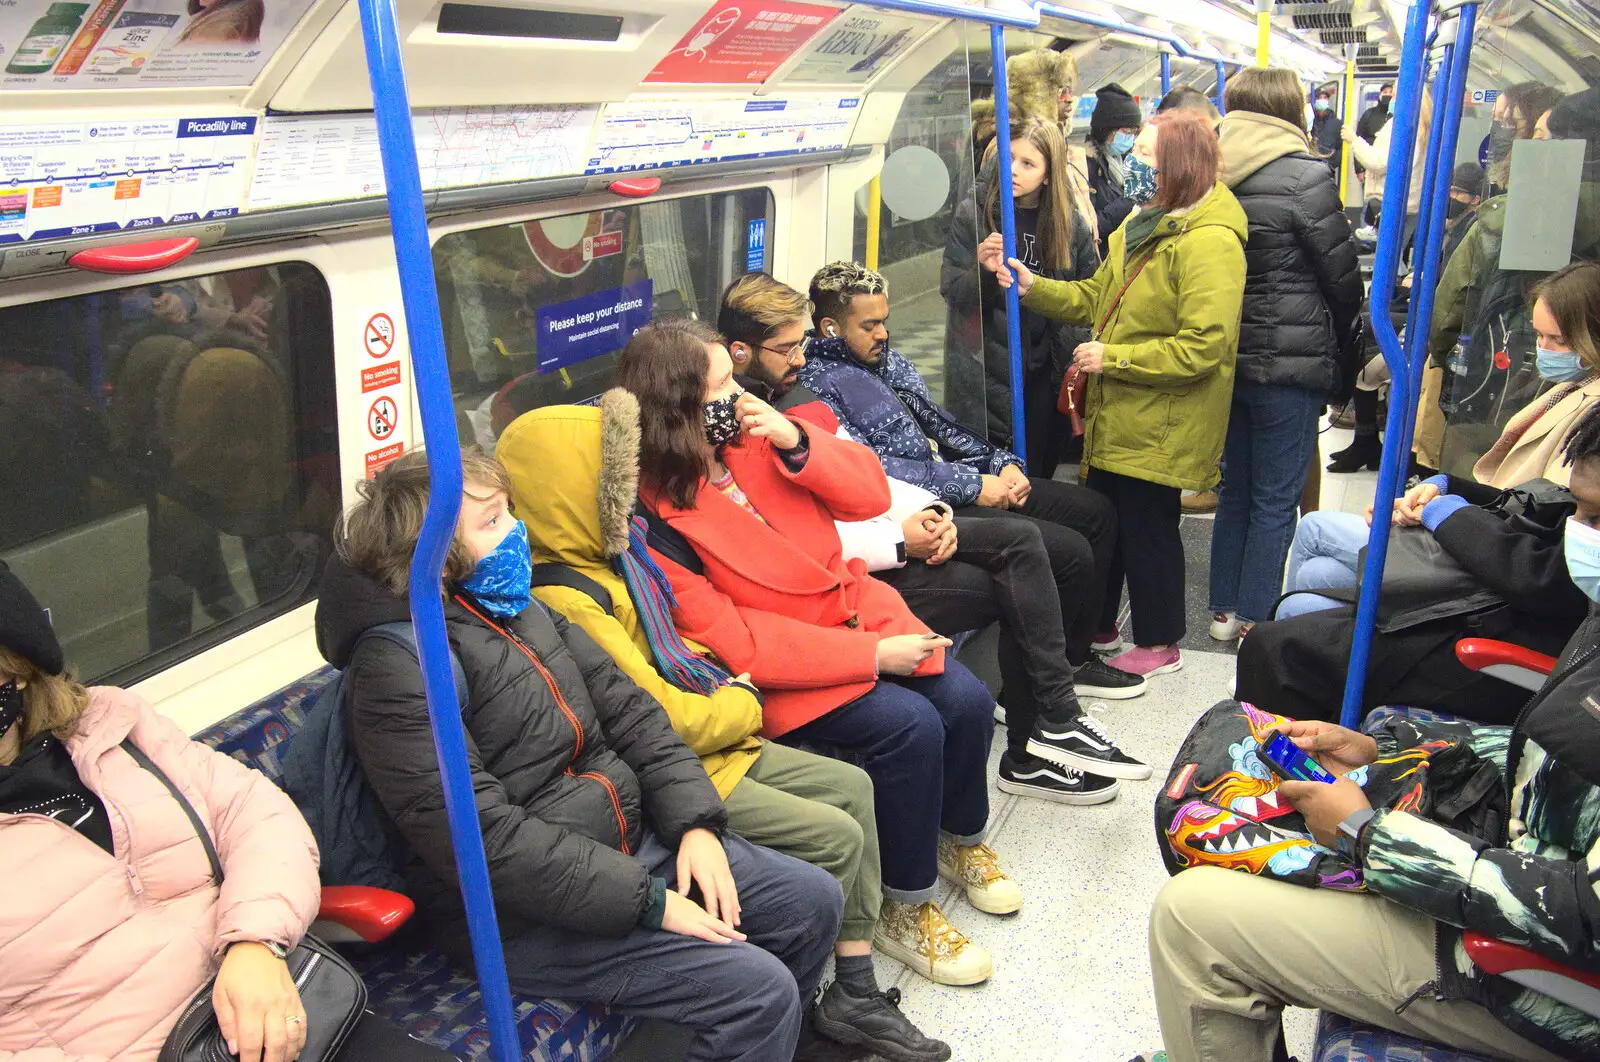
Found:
[1320,28,1368,43]
[1295,12,1353,29]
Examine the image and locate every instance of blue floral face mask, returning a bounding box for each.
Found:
[461,518,533,619]
[1109,130,1137,157]
[1124,155,1159,205]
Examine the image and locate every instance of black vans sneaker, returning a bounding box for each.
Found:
[1074,657,1149,700]
[813,983,951,1062]
[997,751,1119,805]
[1026,712,1152,781]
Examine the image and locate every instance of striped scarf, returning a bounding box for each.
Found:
[615,515,730,696]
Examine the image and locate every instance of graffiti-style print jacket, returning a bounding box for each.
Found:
[798,334,1022,507]
[1360,607,1600,1059]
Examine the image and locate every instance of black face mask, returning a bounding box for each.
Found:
[1378,97,1392,113]
[0,681,22,744]
[1447,198,1470,220]
[1488,120,1517,165]
[702,391,743,447]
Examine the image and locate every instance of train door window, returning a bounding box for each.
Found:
[434,188,774,446]
[0,264,339,686]
[858,33,986,437]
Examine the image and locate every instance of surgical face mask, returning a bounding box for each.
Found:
[1488,120,1517,164]
[1315,99,1332,113]
[702,390,744,447]
[1124,155,1159,205]
[1536,346,1588,383]
[0,681,22,743]
[1565,516,1600,602]
[461,519,533,619]
[1109,131,1136,157]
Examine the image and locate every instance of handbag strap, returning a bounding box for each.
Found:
[1093,248,1158,341]
[121,738,223,886]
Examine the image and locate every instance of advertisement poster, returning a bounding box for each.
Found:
[782,10,924,84]
[0,114,255,242]
[646,0,838,85]
[0,0,318,91]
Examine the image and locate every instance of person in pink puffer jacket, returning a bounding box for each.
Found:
[0,559,321,1062]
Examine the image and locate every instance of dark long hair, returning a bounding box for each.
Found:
[616,318,724,510]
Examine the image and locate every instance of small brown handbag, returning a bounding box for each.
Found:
[1056,249,1157,436]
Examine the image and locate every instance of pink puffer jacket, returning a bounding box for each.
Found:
[0,686,320,1062]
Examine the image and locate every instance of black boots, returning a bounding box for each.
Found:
[1327,388,1383,473]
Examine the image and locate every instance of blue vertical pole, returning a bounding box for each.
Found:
[991,23,1027,467]
[1400,47,1451,350]
[352,2,522,1061]
[1160,52,1171,96]
[1338,0,1437,728]
[1215,61,1228,113]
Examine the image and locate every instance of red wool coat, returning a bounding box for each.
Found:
[641,423,942,738]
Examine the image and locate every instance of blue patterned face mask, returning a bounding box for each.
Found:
[461,519,532,618]
[1124,155,1159,205]
[1109,131,1137,157]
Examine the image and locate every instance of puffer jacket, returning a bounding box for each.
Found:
[940,162,1100,450]
[1360,607,1600,1059]
[0,687,320,1062]
[314,556,725,950]
[1021,183,1248,491]
[798,334,1023,506]
[496,391,765,798]
[1219,111,1363,394]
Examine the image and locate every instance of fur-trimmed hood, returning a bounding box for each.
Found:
[970,49,1078,137]
[495,388,640,568]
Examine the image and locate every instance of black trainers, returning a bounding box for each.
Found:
[812,983,951,1062]
[997,751,1119,805]
[1026,711,1152,781]
[1074,657,1149,700]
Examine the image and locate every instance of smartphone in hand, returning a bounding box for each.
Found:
[1258,732,1339,784]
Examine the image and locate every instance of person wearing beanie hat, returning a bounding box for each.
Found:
[1548,86,1600,178]
[1085,83,1144,256]
[0,560,63,680]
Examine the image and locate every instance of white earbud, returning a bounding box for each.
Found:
[827,325,838,337]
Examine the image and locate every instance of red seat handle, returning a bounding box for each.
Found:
[1455,639,1557,677]
[316,885,415,943]
[68,237,200,275]
[609,177,661,198]
[1463,931,1600,991]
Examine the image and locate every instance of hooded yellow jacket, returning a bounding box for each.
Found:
[497,391,763,797]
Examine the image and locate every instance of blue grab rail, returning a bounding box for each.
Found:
[352,0,523,1059]
[1161,52,1172,96]
[989,22,1029,467]
[1215,61,1228,113]
[1339,1,1478,728]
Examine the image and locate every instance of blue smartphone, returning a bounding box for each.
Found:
[1258,732,1339,784]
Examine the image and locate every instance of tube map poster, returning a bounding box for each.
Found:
[0,0,317,90]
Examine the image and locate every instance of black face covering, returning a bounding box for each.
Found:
[702,391,743,447]
[1488,120,1517,165]
[1378,97,1392,114]
[1447,198,1469,220]
[0,681,22,743]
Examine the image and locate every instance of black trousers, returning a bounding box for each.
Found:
[1085,467,1186,647]
[879,513,1082,755]
[340,1012,457,1062]
[1022,363,1075,481]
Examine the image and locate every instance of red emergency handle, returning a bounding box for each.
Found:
[68,237,200,275]
[609,177,662,198]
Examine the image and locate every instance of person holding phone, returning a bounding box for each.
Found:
[620,319,1013,989]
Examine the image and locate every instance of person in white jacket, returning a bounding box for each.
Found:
[717,274,1152,805]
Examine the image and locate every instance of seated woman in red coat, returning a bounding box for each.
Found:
[620,318,1012,988]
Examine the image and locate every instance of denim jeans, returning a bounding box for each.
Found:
[1274,510,1369,619]
[500,831,843,1062]
[1209,384,1326,624]
[779,660,994,902]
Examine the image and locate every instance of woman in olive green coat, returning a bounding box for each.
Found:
[980,110,1247,676]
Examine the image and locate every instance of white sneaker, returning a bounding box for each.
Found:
[875,900,994,985]
[1209,612,1243,641]
[937,835,1022,914]
[993,703,1007,726]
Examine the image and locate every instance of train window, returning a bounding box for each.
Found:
[0,264,339,686]
[435,188,773,446]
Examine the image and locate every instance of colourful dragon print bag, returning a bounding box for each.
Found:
[1156,700,1506,891]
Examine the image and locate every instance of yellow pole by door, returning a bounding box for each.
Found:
[865,175,882,270]
[1340,48,1357,203]
[1255,0,1271,66]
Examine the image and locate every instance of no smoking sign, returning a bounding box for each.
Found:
[364,313,396,358]
[368,396,399,441]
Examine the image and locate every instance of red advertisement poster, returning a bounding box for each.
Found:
[646,1,839,85]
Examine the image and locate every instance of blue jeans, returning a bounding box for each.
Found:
[1275,510,1369,618]
[780,661,994,902]
[1208,383,1326,624]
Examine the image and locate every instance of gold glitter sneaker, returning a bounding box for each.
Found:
[873,900,993,985]
[937,836,1023,915]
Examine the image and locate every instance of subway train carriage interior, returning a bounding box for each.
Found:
[3,0,1600,1059]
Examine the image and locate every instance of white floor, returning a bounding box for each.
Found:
[870,423,1387,1061]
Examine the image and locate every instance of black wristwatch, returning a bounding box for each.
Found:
[1336,808,1376,860]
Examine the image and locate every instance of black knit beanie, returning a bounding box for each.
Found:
[0,561,63,675]
[1090,83,1143,142]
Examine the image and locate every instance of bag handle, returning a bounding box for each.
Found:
[1092,248,1158,342]
[121,738,223,886]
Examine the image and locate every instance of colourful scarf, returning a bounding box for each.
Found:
[615,516,730,696]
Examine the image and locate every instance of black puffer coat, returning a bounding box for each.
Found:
[1219,112,1364,395]
[315,556,725,951]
